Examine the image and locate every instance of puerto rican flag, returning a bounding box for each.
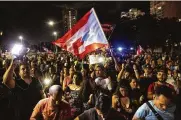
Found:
[52,8,108,59]
[136,45,144,55]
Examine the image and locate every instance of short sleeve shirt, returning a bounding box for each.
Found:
[148,82,174,94]
[133,100,176,120]
[13,77,43,120]
[31,98,71,120]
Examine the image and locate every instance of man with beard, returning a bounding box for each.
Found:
[3,58,44,120]
[147,69,175,100]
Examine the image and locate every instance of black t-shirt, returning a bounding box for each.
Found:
[0,83,15,120]
[78,108,126,120]
[0,68,5,82]
[12,77,42,120]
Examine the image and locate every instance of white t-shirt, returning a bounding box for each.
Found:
[95,77,112,91]
[166,75,180,94]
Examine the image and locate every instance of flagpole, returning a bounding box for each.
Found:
[92,8,108,45]
[92,8,120,71]
[107,24,116,42]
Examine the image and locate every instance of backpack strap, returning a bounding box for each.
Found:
[146,102,164,120]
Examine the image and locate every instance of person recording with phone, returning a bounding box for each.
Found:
[3,55,45,120]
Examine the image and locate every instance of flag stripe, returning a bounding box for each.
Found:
[78,43,107,59]
[52,8,109,59]
[54,10,91,43]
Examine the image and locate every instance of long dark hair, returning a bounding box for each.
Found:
[78,77,93,103]
[114,81,129,97]
[73,72,82,85]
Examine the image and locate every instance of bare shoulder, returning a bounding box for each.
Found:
[61,99,71,109]
[61,99,69,105]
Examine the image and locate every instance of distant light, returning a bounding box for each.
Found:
[19,36,23,40]
[48,21,54,26]
[130,47,134,50]
[44,78,51,85]
[179,19,181,22]
[98,57,104,63]
[27,48,30,52]
[0,31,3,36]
[53,31,57,36]
[158,6,162,10]
[118,47,123,51]
[11,44,23,55]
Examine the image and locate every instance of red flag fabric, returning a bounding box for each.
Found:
[52,8,108,59]
[136,45,144,55]
[101,24,114,33]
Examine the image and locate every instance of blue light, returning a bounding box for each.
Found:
[130,47,134,50]
[118,47,123,51]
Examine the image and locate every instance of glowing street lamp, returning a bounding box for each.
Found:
[48,20,55,26]
[0,31,3,36]
[158,6,162,10]
[52,31,58,40]
[18,36,23,44]
[53,31,57,36]
[52,31,58,53]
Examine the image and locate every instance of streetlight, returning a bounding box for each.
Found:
[53,31,57,36]
[53,31,58,40]
[52,31,58,53]
[18,35,23,44]
[158,6,162,10]
[48,20,55,26]
[0,31,3,36]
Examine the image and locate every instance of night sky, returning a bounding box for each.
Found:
[0,1,149,48]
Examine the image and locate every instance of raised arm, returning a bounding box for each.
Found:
[133,64,140,80]
[3,58,16,88]
[117,63,125,82]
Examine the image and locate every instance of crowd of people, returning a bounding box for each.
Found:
[0,48,181,120]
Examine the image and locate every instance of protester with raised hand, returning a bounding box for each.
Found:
[3,56,45,120]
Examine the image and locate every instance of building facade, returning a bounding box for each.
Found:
[62,8,77,33]
[150,1,181,19]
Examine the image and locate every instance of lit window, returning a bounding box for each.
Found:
[158,6,162,10]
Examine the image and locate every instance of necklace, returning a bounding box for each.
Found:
[16,82,30,90]
[16,78,32,91]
